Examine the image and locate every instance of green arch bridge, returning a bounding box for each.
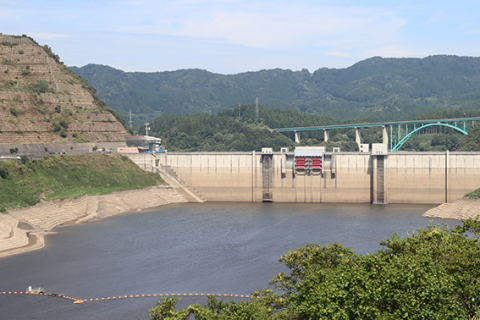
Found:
[273,117,480,152]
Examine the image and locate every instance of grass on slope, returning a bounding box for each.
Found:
[0,154,164,213]
[464,188,480,200]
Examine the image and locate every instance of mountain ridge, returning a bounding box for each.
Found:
[70,55,480,128]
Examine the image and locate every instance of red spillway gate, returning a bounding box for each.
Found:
[295,158,306,170]
[312,157,322,170]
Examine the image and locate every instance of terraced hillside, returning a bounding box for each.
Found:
[0,34,128,145]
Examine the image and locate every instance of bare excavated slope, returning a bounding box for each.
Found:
[0,34,128,144]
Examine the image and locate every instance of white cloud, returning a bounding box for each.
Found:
[102,2,406,50]
[363,44,432,59]
[1,0,479,74]
[28,33,72,40]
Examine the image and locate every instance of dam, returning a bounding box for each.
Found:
[126,149,480,204]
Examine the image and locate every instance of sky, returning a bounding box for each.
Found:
[1,0,479,74]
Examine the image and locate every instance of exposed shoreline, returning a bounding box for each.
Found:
[422,198,480,221]
[0,185,188,258]
[1,189,477,259]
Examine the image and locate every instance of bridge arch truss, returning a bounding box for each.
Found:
[388,120,474,152]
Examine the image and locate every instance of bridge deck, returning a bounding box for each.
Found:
[273,117,480,132]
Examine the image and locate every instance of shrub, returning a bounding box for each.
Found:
[42,45,60,63]
[52,123,61,133]
[1,58,16,65]
[464,188,480,199]
[59,120,69,129]
[0,167,8,179]
[28,80,50,93]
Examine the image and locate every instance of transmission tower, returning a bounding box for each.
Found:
[255,97,259,122]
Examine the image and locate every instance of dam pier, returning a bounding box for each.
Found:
[126,149,480,204]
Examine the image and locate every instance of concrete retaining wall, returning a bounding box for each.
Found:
[126,151,480,204]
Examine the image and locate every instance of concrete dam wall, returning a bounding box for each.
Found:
[126,151,480,204]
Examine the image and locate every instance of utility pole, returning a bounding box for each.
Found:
[128,109,133,129]
[145,121,150,137]
[255,97,259,122]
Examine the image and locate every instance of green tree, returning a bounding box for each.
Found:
[457,122,480,150]
[150,219,480,319]
[20,155,29,165]
[148,294,280,320]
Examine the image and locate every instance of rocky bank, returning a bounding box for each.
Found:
[0,186,187,258]
[423,198,480,221]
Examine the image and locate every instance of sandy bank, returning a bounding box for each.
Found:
[423,198,480,221]
[0,185,187,258]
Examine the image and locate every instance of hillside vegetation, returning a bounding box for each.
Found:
[147,104,370,151]
[0,154,163,213]
[0,34,129,145]
[70,55,480,128]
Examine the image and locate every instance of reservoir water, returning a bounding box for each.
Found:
[0,202,455,320]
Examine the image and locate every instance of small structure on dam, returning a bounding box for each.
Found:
[117,135,164,154]
[293,146,324,173]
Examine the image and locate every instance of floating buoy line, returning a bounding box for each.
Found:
[0,291,255,304]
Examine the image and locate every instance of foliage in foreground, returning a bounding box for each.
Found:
[149,218,480,319]
[0,154,163,212]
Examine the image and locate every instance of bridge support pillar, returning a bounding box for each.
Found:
[324,129,330,142]
[294,131,301,143]
[355,127,361,146]
[382,125,389,146]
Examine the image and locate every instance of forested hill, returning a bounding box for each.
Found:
[145,105,480,152]
[70,55,480,127]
